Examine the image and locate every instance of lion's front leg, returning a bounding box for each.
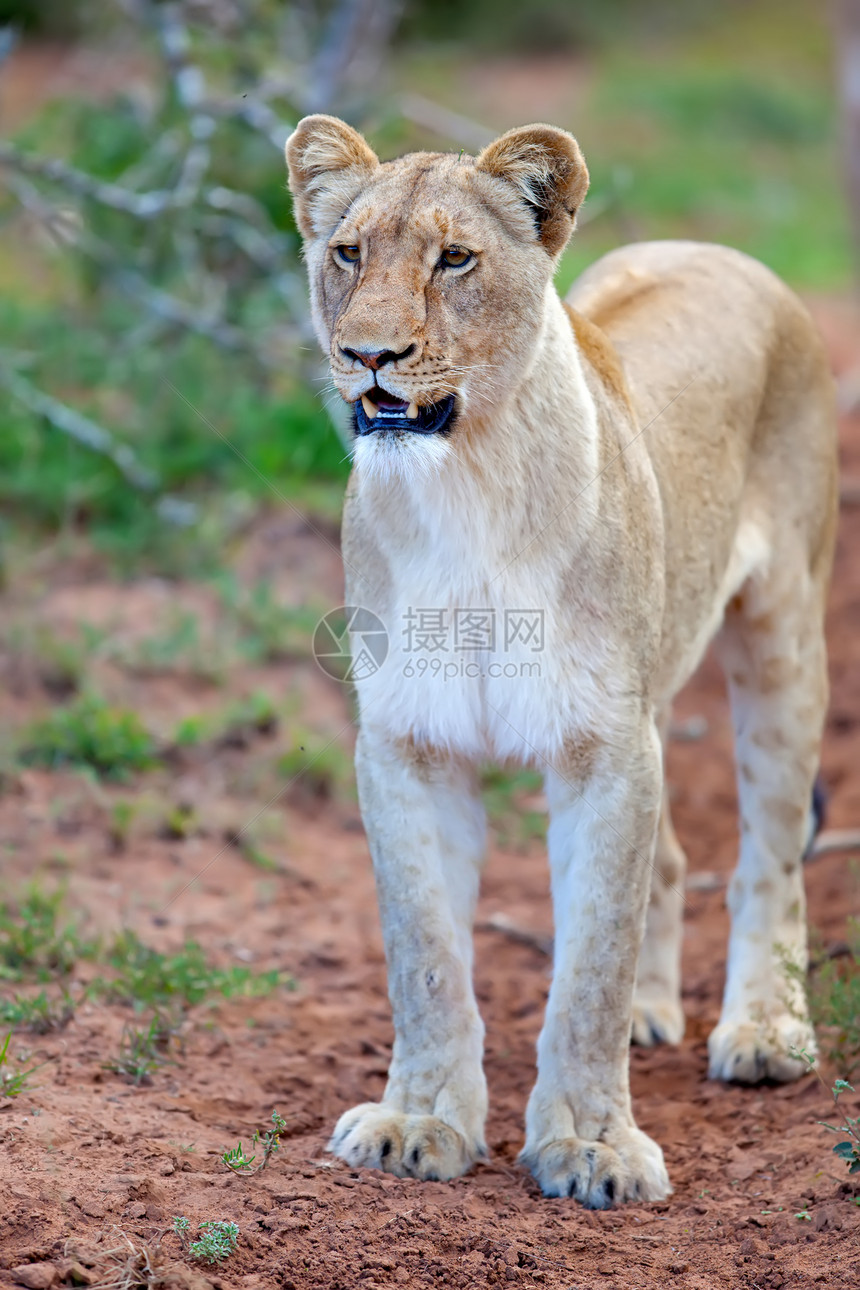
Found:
[330,728,488,1181]
[521,721,671,1207]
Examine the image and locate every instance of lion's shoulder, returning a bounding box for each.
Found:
[563,304,632,410]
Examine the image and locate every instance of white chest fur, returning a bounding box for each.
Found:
[351,458,625,768]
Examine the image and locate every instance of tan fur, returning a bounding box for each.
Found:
[564,305,632,409]
[286,115,838,1206]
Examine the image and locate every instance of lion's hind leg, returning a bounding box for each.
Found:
[709,569,829,1083]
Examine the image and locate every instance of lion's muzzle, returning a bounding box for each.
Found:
[354,388,457,437]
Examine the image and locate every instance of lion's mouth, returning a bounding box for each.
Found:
[354,386,456,437]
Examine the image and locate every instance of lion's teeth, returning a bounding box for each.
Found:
[406,402,419,419]
[361,394,378,420]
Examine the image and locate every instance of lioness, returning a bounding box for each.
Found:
[285,116,837,1207]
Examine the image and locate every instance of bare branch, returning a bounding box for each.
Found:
[476,913,553,956]
[3,173,275,361]
[0,24,17,68]
[0,140,178,219]
[809,828,860,858]
[147,0,215,206]
[302,0,404,114]
[398,94,495,152]
[0,362,159,492]
[200,93,293,151]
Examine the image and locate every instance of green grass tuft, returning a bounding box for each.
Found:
[0,1030,44,1097]
[0,988,75,1032]
[807,921,860,1083]
[0,885,95,981]
[102,1014,181,1086]
[93,928,290,1012]
[16,693,159,779]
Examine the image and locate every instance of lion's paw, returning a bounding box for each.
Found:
[708,1015,816,1084]
[631,994,685,1047]
[520,1126,670,1208]
[329,1102,484,1181]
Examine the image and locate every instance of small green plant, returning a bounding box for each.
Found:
[0,988,74,1032]
[93,929,288,1011]
[108,799,138,852]
[172,1216,191,1240]
[222,1109,288,1175]
[171,715,210,748]
[191,1221,240,1264]
[174,1218,239,1265]
[161,803,199,841]
[795,1208,812,1221]
[822,1079,860,1176]
[0,1030,43,1097]
[17,693,159,780]
[794,1048,860,1176]
[806,921,860,1082]
[0,884,94,980]
[102,1014,179,1086]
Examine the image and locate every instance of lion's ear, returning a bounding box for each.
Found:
[286,114,379,240]
[475,124,589,257]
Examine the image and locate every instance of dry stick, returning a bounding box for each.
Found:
[201,92,293,150]
[8,170,267,361]
[482,823,860,966]
[1,142,299,325]
[476,913,553,957]
[809,827,860,857]
[810,942,852,971]
[147,0,214,208]
[399,93,496,151]
[0,361,197,527]
[0,138,293,294]
[6,1,286,340]
[0,363,158,493]
[302,0,404,114]
[0,140,180,218]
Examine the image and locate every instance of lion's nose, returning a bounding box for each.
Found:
[341,344,415,370]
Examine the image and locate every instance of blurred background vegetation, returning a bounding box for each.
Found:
[0,0,852,572]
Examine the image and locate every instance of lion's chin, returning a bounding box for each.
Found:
[351,427,454,486]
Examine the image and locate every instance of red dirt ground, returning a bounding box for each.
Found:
[1,301,860,1290]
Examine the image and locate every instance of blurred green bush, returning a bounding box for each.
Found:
[0,3,349,571]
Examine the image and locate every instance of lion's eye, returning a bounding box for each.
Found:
[335,244,361,265]
[440,246,473,269]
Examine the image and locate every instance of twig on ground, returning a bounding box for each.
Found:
[809,828,860,858]
[477,913,553,956]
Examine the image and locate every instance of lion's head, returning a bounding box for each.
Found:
[286,116,588,480]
